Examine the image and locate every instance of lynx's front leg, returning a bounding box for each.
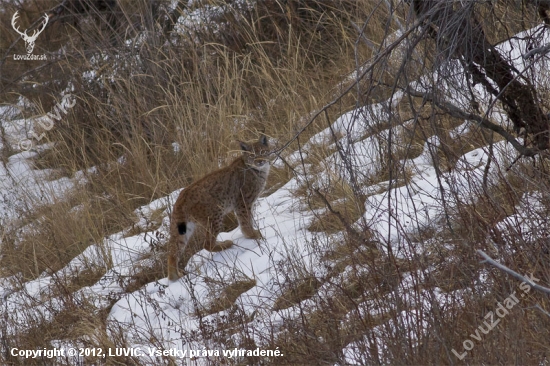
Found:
[235,205,262,239]
[203,218,234,252]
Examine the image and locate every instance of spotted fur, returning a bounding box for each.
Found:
[167,135,271,280]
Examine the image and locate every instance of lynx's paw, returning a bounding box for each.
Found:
[206,240,234,252]
[168,269,183,281]
[244,229,262,240]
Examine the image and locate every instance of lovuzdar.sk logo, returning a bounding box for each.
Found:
[11,11,49,61]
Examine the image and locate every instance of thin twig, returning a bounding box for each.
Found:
[271,14,431,156]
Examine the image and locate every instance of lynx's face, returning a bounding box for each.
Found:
[240,134,271,173]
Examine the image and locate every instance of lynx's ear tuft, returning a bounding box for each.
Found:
[259,134,268,146]
[239,141,251,152]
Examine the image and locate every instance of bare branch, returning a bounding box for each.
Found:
[534,304,550,317]
[271,14,432,156]
[410,0,550,150]
[523,43,550,59]
[405,87,539,157]
[477,250,550,295]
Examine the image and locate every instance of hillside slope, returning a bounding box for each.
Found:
[1,1,550,365]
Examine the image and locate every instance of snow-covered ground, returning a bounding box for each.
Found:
[1,18,549,365]
[0,103,529,365]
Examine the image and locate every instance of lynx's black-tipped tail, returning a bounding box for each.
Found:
[177,222,186,235]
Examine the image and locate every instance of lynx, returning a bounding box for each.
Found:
[167,135,271,280]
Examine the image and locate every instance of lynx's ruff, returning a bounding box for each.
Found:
[167,135,271,280]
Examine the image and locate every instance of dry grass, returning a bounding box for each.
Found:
[203,277,257,315]
[0,190,115,280]
[272,275,321,311]
[1,0,372,358]
[2,0,550,365]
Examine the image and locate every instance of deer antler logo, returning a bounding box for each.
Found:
[11,11,49,54]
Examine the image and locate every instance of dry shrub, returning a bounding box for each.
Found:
[203,277,257,315]
[0,190,115,280]
[1,1,377,360]
[307,197,366,234]
[3,1,550,365]
[272,275,321,311]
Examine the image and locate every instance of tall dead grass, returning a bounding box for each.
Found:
[0,0,378,363]
[2,0,550,365]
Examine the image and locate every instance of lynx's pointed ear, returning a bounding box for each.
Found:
[239,141,251,152]
[259,134,268,146]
